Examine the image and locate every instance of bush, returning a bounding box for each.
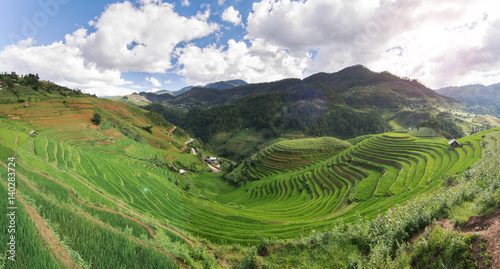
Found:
[91,113,101,125]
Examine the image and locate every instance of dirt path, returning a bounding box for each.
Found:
[180,138,194,152]
[459,211,500,268]
[0,162,77,268]
[21,195,78,268]
[427,211,500,268]
[167,126,176,136]
[206,163,220,173]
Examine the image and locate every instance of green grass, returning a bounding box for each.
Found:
[0,98,495,264]
[0,178,64,269]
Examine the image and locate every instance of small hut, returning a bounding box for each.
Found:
[28,130,40,135]
[448,139,461,148]
[179,169,186,175]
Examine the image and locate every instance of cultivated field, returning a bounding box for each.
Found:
[0,96,490,268]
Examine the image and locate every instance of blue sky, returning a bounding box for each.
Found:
[1,0,500,96]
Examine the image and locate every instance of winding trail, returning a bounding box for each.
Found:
[181,138,194,152]
[21,195,78,269]
[167,126,176,136]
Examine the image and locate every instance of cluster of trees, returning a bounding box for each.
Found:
[417,113,465,139]
[145,91,390,146]
[0,71,91,98]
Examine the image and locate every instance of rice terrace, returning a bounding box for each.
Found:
[1,71,500,268]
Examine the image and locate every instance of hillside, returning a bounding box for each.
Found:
[114,79,250,107]
[436,82,500,116]
[141,66,498,161]
[0,72,93,103]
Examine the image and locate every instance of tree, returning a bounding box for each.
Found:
[91,113,101,125]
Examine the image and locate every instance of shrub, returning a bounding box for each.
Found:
[91,113,101,125]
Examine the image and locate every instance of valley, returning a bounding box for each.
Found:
[1,72,500,268]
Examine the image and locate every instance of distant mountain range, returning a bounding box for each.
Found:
[136,65,459,110]
[436,83,500,116]
[156,79,248,96]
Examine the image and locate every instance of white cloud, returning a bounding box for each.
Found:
[0,36,134,96]
[175,38,310,85]
[0,0,219,96]
[181,0,190,7]
[146,77,162,87]
[244,0,500,88]
[218,0,225,6]
[164,79,173,84]
[222,6,243,26]
[80,1,218,73]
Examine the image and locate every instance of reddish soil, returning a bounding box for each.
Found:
[21,195,78,268]
[167,126,176,136]
[409,211,500,268]
[0,162,76,268]
[459,211,500,268]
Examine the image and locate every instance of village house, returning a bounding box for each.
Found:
[203,157,220,166]
[448,139,462,148]
[28,130,40,135]
[179,169,186,175]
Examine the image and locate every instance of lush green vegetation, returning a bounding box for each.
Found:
[1,75,498,268]
[0,72,92,104]
[417,112,466,139]
[146,91,390,162]
[236,128,500,268]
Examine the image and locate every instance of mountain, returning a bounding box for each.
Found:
[204,79,248,90]
[155,79,248,96]
[142,65,496,161]
[436,82,500,116]
[168,85,194,96]
[157,65,459,109]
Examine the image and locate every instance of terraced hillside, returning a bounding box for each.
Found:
[0,94,489,267]
[228,137,351,181]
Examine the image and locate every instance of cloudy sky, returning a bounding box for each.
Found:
[0,0,499,96]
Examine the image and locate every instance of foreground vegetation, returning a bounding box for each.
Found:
[237,128,500,268]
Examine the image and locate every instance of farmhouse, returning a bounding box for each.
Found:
[448,139,461,148]
[28,130,40,135]
[203,157,220,165]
